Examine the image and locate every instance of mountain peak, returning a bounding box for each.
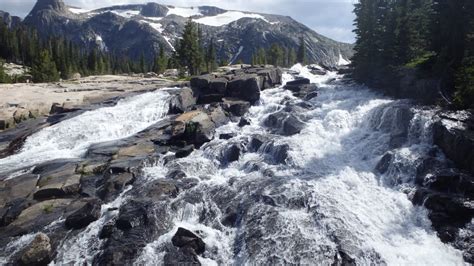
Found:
[30,0,66,13]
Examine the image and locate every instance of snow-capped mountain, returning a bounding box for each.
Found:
[23,0,353,67]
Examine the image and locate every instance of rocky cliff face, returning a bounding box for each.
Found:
[0,11,21,28]
[22,0,353,67]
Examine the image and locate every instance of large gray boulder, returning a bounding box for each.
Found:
[226,74,263,104]
[65,198,102,229]
[168,88,196,114]
[19,233,52,266]
[433,111,474,173]
[223,98,251,116]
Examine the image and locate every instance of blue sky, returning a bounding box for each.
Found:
[1,0,357,43]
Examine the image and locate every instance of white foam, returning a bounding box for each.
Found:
[0,90,171,174]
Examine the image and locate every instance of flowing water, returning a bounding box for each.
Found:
[0,90,171,174]
[0,65,466,265]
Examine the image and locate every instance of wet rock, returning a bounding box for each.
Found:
[249,135,268,152]
[163,246,201,265]
[143,179,179,200]
[286,78,310,86]
[260,142,290,164]
[238,117,251,127]
[0,198,33,227]
[433,112,474,173]
[2,198,80,237]
[175,111,216,147]
[31,160,82,200]
[283,115,305,135]
[221,208,239,227]
[97,172,135,201]
[18,233,51,266]
[264,111,304,136]
[172,227,205,255]
[219,133,235,140]
[332,250,357,266]
[425,169,474,195]
[0,173,38,207]
[98,220,116,239]
[257,68,282,89]
[304,91,319,100]
[95,200,164,265]
[206,105,229,127]
[175,145,194,158]
[413,187,474,242]
[166,169,187,179]
[116,199,152,231]
[115,142,155,159]
[65,198,101,229]
[375,152,393,174]
[223,98,251,117]
[222,144,241,164]
[226,74,263,104]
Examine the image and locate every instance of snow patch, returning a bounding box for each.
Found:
[166,6,202,18]
[111,10,140,19]
[140,20,175,51]
[145,17,163,22]
[338,53,351,66]
[141,20,164,33]
[193,11,268,27]
[229,46,244,65]
[69,7,89,14]
[95,35,107,52]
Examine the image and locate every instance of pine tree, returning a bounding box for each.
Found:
[288,48,297,67]
[177,19,203,75]
[31,50,60,82]
[0,59,11,83]
[297,36,307,64]
[205,39,217,72]
[153,45,168,74]
[139,52,146,73]
[267,43,284,66]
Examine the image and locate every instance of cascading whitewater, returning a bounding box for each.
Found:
[134,65,464,265]
[0,65,467,265]
[0,90,171,174]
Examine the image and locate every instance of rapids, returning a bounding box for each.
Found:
[0,65,466,265]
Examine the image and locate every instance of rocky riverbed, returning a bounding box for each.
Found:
[0,65,473,265]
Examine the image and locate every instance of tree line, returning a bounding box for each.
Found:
[0,18,307,83]
[251,37,307,67]
[0,21,177,83]
[351,0,474,108]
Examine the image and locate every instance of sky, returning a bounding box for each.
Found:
[0,0,357,43]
